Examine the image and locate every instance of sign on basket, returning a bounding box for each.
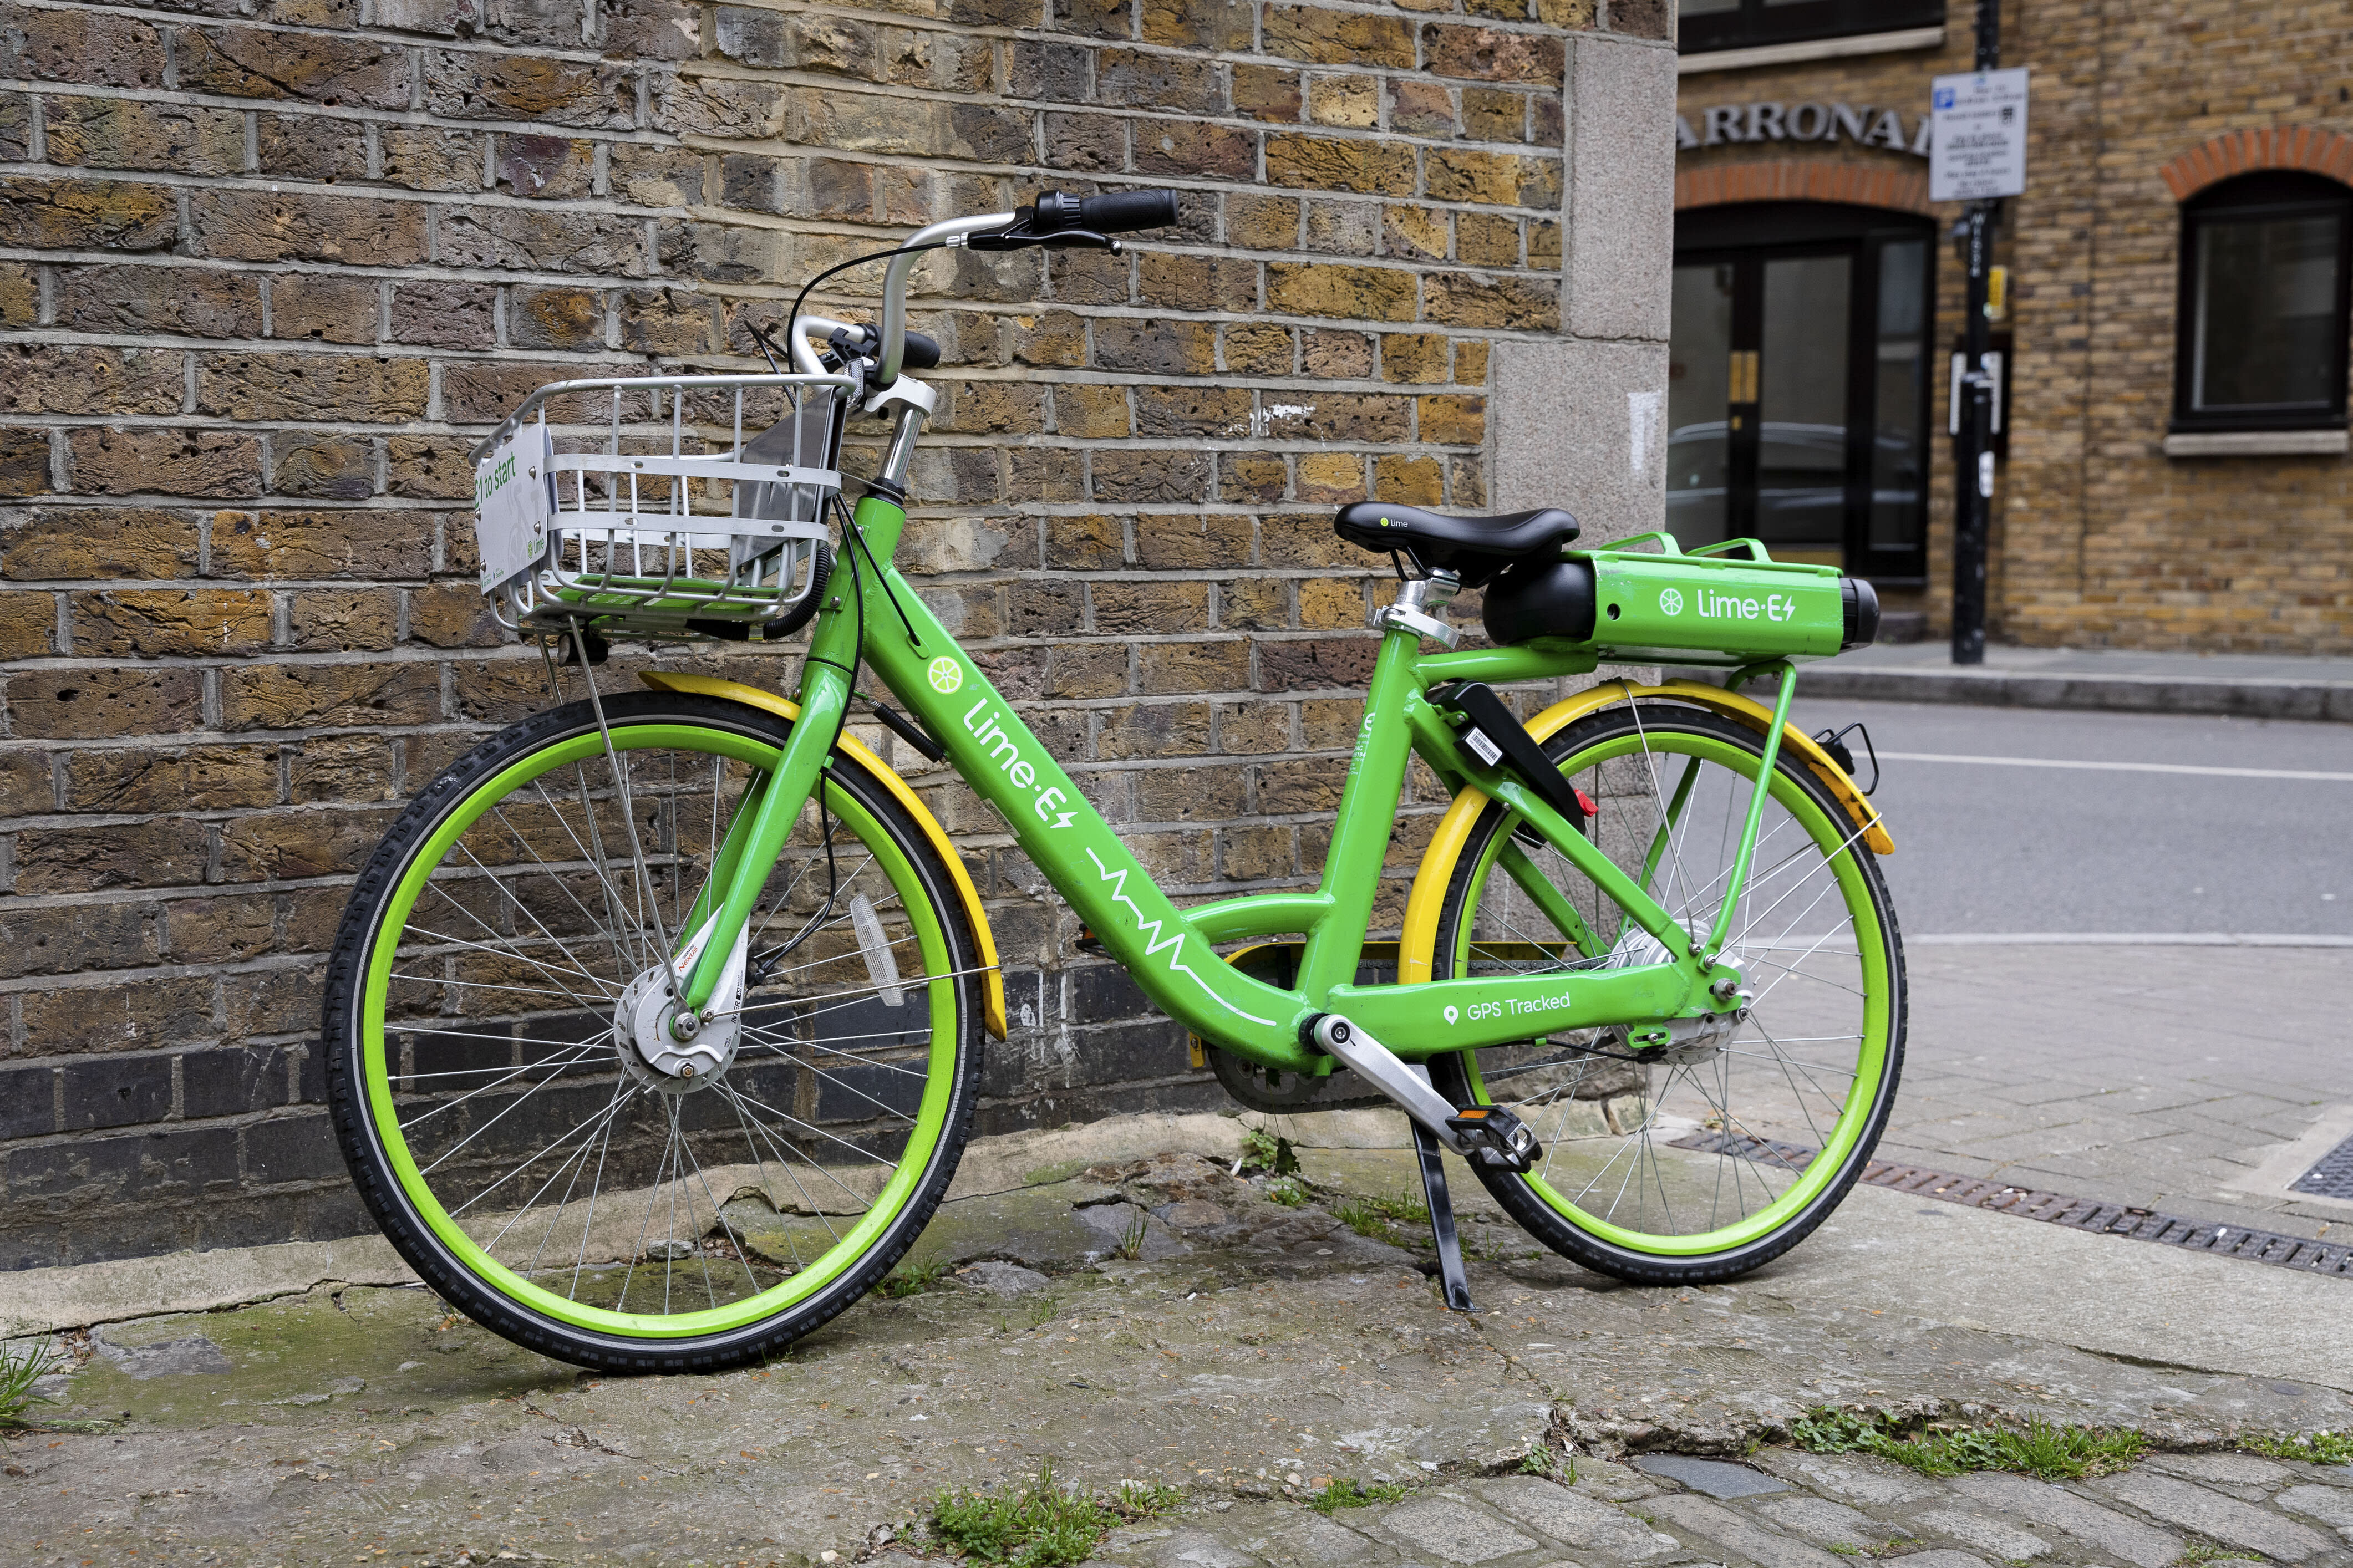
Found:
[473,425,556,594]
[1929,68,2030,203]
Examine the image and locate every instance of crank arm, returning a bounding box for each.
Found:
[1307,1014,1471,1155]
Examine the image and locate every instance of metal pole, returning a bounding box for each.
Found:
[1951,0,2001,666]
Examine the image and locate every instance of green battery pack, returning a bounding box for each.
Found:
[1480,532,1878,665]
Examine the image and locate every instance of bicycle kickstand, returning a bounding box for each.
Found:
[1408,1067,1476,1314]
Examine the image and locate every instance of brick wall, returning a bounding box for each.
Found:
[0,0,1674,1267]
[1675,1,2353,653]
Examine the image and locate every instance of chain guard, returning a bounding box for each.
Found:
[1205,1042,1390,1114]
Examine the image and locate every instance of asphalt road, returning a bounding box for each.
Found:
[1781,697,2352,938]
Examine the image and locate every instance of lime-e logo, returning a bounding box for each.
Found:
[927,657,963,694]
[959,699,1075,830]
[1659,587,1684,617]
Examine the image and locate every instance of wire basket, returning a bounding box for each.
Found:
[468,371,853,644]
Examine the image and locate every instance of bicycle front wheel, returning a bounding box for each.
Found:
[321,690,985,1372]
[1426,703,1904,1285]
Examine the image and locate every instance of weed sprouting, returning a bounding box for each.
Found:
[1826,1545,1862,1557]
[2175,1542,2264,1566]
[1789,1408,2147,1482]
[929,1463,1182,1567]
[1264,1178,1309,1209]
[0,1340,60,1428]
[1116,1211,1150,1261]
[2240,1430,2353,1466]
[1024,1294,1060,1330]
[877,1260,951,1299]
[1236,1126,1300,1177]
[1334,1191,1431,1244]
[1308,1477,1413,1514]
[1518,1448,1553,1476]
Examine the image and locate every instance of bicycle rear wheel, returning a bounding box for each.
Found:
[1426,703,1904,1284]
[321,690,984,1371]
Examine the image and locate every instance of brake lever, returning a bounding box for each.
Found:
[964,226,1118,253]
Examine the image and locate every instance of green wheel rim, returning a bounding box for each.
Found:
[1450,728,1892,1256]
[358,722,958,1337]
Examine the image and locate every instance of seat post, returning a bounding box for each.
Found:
[1379,569,1462,648]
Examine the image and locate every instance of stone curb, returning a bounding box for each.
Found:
[1795,665,2353,721]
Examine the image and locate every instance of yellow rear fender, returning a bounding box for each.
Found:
[638,671,1007,1040]
[1400,679,1891,984]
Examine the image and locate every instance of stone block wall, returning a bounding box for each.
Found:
[0,0,1673,1267]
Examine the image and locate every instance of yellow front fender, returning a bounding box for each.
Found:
[1400,679,1891,984]
[639,671,1006,1040]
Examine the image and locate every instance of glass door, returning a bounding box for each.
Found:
[1668,204,1934,583]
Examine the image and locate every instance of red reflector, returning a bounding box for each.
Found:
[1573,788,1598,817]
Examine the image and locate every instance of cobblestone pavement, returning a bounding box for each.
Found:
[1087,1449,2353,1568]
[1879,945,2353,1241]
[4,1134,2349,1567]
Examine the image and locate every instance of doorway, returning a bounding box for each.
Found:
[1669,203,1935,583]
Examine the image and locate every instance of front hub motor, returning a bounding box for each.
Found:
[613,924,748,1093]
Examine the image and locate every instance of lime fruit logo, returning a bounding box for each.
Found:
[926,657,963,694]
[1442,1005,1459,1026]
[1659,587,1684,617]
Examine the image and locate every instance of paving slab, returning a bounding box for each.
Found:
[1466,1473,1684,1559]
[1751,1494,1879,1547]
[1911,1505,2055,1560]
[2095,1469,2337,1560]
[1789,642,2353,720]
[2280,1484,2353,1542]
[6,1119,2353,1567]
[1645,1493,1849,1568]
[1633,1454,1789,1498]
[1948,1471,2185,1567]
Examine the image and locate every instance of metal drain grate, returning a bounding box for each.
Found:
[1670,1132,2353,1280]
[2291,1133,2353,1200]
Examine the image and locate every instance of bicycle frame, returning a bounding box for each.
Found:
[667,489,1795,1079]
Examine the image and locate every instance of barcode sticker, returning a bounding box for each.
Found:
[1464,727,1503,767]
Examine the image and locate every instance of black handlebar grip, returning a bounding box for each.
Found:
[901,330,941,371]
[1079,189,1180,234]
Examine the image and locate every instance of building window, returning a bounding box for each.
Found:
[2174,171,2353,432]
[1680,0,1944,57]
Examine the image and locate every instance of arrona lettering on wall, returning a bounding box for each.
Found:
[1676,103,1933,159]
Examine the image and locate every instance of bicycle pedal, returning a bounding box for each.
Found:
[1074,926,1106,958]
[1446,1104,1541,1173]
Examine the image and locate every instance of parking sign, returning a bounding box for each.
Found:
[1929,68,2030,202]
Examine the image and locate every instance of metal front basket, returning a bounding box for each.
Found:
[469,371,855,643]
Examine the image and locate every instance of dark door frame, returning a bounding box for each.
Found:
[1674,202,1937,586]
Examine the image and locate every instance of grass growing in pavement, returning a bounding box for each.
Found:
[1264,1178,1310,1208]
[2241,1430,2353,1466]
[929,1464,1183,1567]
[1309,1477,1415,1514]
[1790,1407,2148,1482]
[1334,1192,1431,1244]
[0,1340,59,1428]
[876,1259,952,1299]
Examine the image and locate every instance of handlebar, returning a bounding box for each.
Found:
[787,189,1181,391]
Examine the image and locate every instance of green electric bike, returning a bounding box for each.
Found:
[323,189,1903,1372]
